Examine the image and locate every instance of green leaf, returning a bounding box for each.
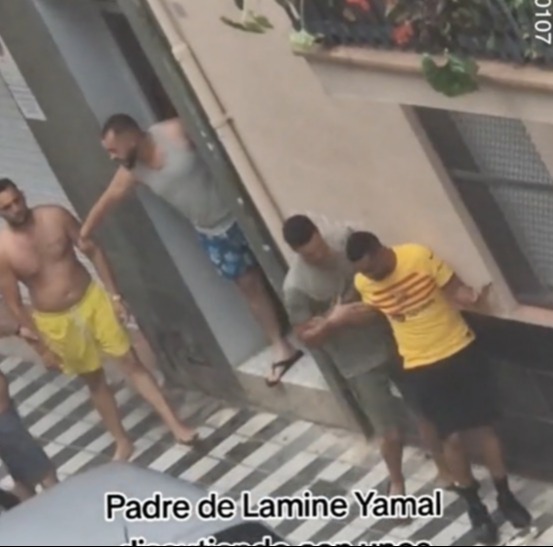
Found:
[254,15,273,29]
[290,29,320,50]
[421,53,479,97]
[220,16,265,32]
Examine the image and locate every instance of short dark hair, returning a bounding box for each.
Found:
[101,113,141,136]
[346,231,382,262]
[0,178,17,193]
[282,215,318,249]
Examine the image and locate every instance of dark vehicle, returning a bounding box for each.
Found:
[0,461,288,545]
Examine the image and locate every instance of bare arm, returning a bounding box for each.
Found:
[80,167,136,240]
[294,315,336,348]
[63,209,121,297]
[441,274,487,307]
[0,255,48,354]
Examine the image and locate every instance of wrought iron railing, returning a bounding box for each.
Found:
[282,0,553,67]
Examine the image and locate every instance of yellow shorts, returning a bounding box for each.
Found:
[32,281,131,375]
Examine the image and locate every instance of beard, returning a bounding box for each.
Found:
[122,146,139,169]
[6,209,31,227]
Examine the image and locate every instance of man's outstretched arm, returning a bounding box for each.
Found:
[62,207,122,299]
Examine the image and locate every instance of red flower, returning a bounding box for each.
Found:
[392,21,414,46]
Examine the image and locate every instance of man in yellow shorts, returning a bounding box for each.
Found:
[0,178,197,460]
[345,230,531,545]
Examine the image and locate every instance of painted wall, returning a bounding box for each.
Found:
[32,0,266,366]
[156,0,513,315]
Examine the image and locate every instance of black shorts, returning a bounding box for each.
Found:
[398,342,497,439]
[387,354,423,414]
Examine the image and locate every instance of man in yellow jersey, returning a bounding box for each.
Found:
[0,178,197,461]
[345,231,531,545]
[280,215,453,504]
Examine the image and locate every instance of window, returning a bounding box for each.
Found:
[416,107,553,309]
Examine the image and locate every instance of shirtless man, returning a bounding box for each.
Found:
[0,178,197,460]
[79,114,302,385]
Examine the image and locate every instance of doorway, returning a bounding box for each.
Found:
[32,0,269,390]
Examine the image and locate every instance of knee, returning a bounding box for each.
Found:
[82,370,106,392]
[444,431,463,450]
[416,417,440,444]
[380,427,402,448]
[117,351,144,377]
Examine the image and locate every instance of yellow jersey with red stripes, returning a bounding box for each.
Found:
[354,243,474,369]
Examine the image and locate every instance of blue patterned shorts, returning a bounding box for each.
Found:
[198,222,256,280]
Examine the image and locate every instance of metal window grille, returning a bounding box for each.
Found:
[416,107,553,308]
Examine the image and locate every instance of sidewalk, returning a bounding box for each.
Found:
[1,351,552,546]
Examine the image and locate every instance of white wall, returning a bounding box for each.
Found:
[33,0,266,365]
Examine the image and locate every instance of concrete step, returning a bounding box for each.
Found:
[235,345,360,431]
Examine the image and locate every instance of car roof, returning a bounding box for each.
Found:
[0,461,245,545]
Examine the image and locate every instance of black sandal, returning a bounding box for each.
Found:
[266,350,303,386]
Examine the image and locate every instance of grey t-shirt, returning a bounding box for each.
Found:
[283,226,397,378]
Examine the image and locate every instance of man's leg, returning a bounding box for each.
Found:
[199,224,301,384]
[460,348,531,530]
[11,481,35,501]
[81,369,134,460]
[390,359,454,488]
[88,282,197,445]
[115,349,197,444]
[39,468,58,490]
[0,391,58,497]
[351,367,406,495]
[413,346,513,544]
[464,427,531,529]
[234,268,301,383]
[414,415,455,488]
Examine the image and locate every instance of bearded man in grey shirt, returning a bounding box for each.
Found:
[282,215,453,496]
[80,114,302,385]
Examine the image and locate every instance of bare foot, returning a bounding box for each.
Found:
[388,481,411,525]
[174,425,198,445]
[388,481,405,497]
[113,438,134,461]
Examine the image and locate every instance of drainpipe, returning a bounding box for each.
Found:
[117,0,291,293]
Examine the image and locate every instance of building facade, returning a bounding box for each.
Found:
[3,0,553,477]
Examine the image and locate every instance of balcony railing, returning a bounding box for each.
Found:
[276,0,553,96]
[282,0,553,66]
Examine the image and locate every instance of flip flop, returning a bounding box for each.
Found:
[266,349,303,387]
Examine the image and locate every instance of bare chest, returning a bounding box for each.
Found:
[6,228,70,279]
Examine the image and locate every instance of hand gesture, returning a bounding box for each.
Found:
[327,298,369,326]
[471,282,492,305]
